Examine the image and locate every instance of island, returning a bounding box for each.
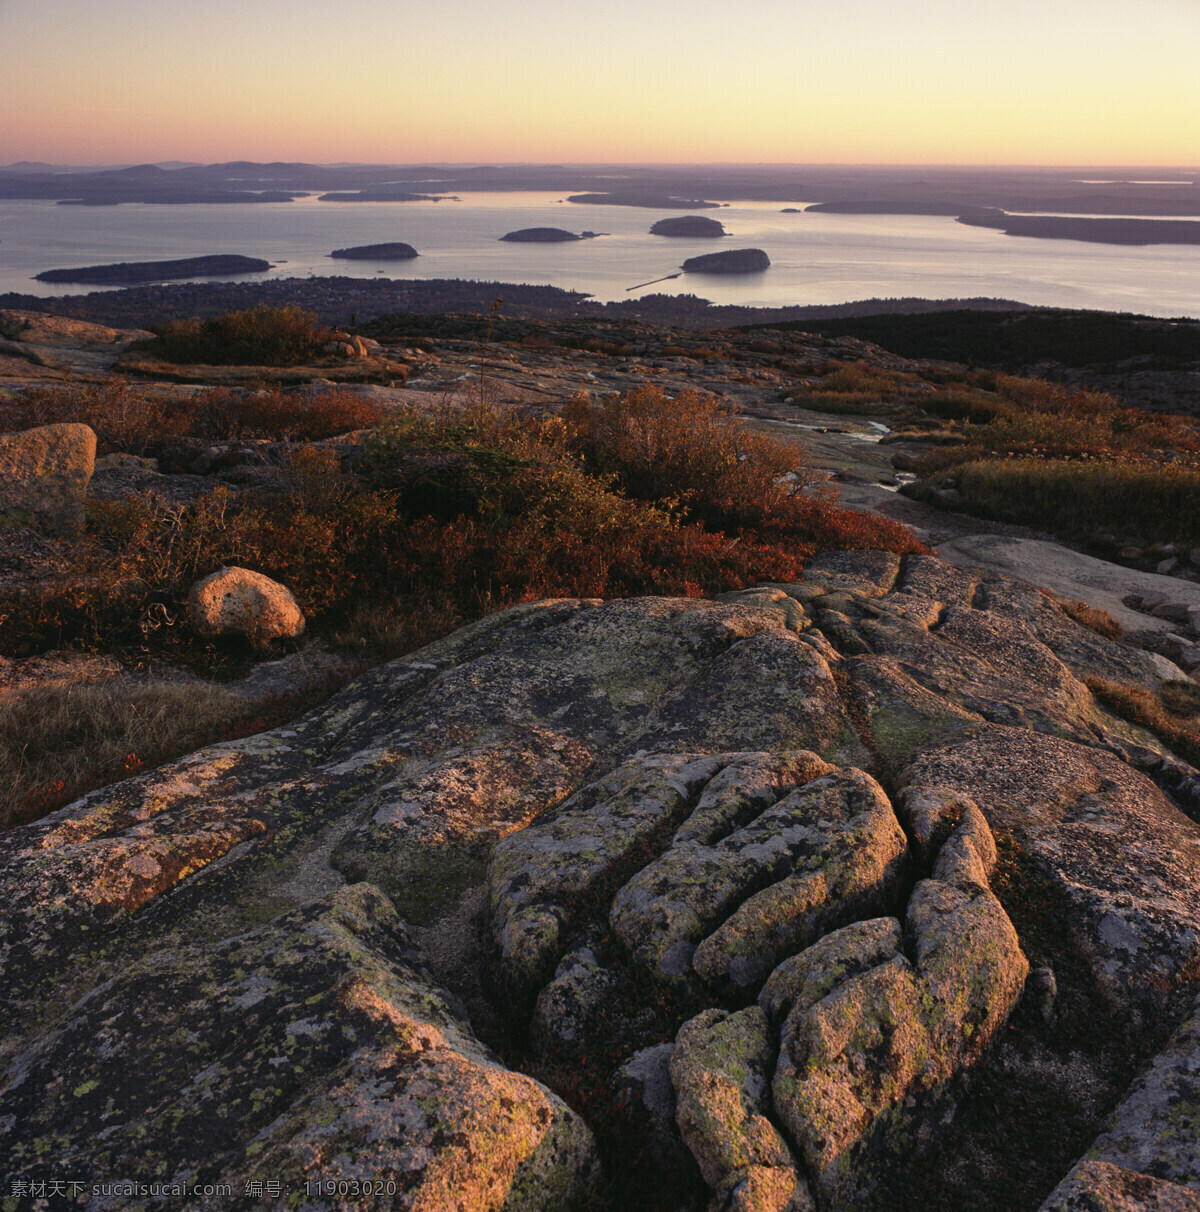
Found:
[681,248,770,273]
[499,228,585,243]
[649,215,727,238]
[329,242,419,260]
[34,255,272,285]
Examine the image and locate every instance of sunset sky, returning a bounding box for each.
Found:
[3,0,1198,167]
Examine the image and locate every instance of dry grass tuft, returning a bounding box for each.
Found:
[1085,676,1200,768]
[0,673,355,830]
[1049,595,1123,640]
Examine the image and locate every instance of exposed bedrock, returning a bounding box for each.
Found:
[2,553,1200,1209]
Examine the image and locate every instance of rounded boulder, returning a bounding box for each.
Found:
[187,567,305,644]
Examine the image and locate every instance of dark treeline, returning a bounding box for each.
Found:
[752,308,1200,371]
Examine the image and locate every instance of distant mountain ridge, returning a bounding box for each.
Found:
[2,162,1196,217]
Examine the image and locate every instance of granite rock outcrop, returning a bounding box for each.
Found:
[2,552,1199,1210]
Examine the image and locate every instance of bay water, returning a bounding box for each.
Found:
[1,191,1196,318]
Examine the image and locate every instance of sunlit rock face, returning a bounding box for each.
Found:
[0,421,95,535]
[3,552,1200,1210]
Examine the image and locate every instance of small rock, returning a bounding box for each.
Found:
[1177,646,1200,673]
[1028,965,1058,1022]
[1157,558,1180,575]
[1118,547,1145,560]
[187,566,306,644]
[1151,601,1192,624]
[616,1044,677,1128]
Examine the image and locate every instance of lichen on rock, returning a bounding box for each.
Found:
[2,551,1199,1210]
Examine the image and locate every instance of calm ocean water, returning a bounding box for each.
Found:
[1,191,1197,318]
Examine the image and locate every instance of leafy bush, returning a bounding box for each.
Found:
[0,382,382,452]
[144,304,337,366]
[0,387,924,671]
[560,385,923,557]
[0,382,191,455]
[1,385,934,827]
[815,361,922,395]
[561,386,806,527]
[186,387,383,442]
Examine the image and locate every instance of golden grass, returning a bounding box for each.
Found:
[1048,595,1123,640]
[950,458,1200,549]
[1085,676,1200,768]
[0,675,352,830]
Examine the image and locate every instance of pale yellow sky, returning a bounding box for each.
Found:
[2,0,1197,165]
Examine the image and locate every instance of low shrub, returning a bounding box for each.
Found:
[187,387,383,442]
[0,382,191,455]
[815,361,922,395]
[947,458,1200,549]
[0,382,382,451]
[145,304,337,366]
[560,386,807,528]
[560,385,924,557]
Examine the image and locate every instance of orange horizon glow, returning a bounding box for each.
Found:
[4,0,1198,169]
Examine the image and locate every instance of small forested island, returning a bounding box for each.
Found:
[34,255,272,284]
[681,248,770,273]
[499,228,588,243]
[328,242,419,260]
[650,215,727,238]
